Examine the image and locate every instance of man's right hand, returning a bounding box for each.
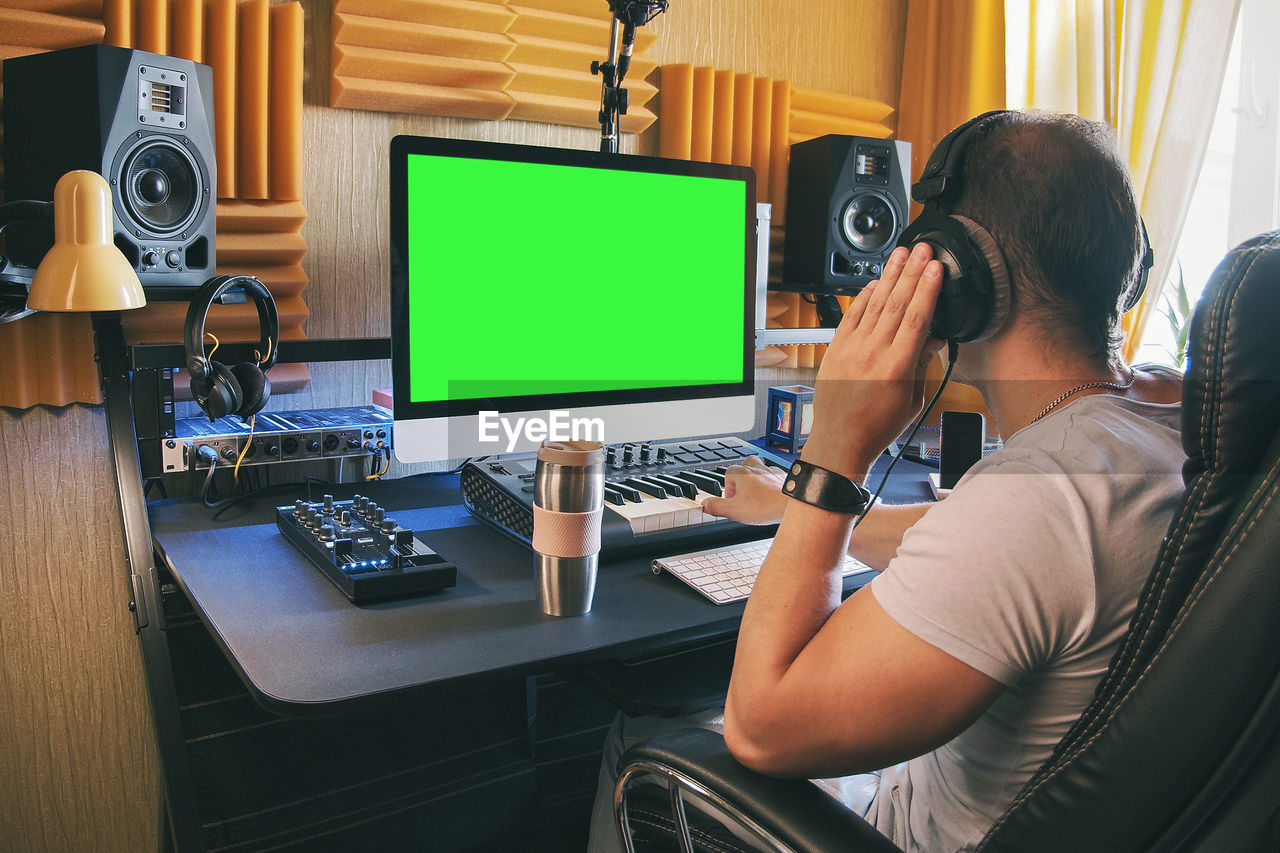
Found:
[702,455,788,525]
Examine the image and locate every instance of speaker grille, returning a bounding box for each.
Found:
[119,138,202,235]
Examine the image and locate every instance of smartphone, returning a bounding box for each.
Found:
[939,411,985,490]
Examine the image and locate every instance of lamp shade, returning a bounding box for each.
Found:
[26,170,146,312]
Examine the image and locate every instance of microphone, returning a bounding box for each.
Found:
[607,0,668,27]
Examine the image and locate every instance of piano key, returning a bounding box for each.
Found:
[609,481,643,502]
[650,474,698,499]
[682,471,723,496]
[624,477,668,499]
[603,486,627,506]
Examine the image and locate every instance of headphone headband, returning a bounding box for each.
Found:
[184,274,279,378]
[912,110,1011,205]
[909,110,1152,315]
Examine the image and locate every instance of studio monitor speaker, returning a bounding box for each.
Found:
[781,135,911,295]
[3,44,216,298]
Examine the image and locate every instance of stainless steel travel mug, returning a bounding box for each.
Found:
[532,440,605,616]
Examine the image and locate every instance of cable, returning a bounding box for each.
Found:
[855,340,959,528]
[364,444,390,480]
[232,415,255,486]
[197,445,222,508]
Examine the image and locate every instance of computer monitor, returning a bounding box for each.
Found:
[389,135,758,463]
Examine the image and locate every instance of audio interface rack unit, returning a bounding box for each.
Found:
[126,337,393,479]
[162,405,392,473]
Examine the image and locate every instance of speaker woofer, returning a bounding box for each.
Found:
[839,191,897,254]
[119,138,201,236]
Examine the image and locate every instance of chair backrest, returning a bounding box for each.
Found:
[979,230,1280,852]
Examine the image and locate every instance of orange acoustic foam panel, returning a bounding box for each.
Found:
[0,0,308,409]
[330,0,658,134]
[657,64,896,371]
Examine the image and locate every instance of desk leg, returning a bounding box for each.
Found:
[98,315,206,852]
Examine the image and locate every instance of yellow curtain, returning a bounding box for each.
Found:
[1005,0,1241,359]
[898,0,1006,426]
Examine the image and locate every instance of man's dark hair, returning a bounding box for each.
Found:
[947,111,1144,366]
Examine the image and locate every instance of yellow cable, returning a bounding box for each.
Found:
[255,336,273,365]
[233,414,255,485]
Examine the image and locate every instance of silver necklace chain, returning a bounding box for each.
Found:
[1028,366,1136,426]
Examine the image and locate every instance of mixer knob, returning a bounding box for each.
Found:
[322,494,335,514]
[373,506,385,526]
[622,444,634,463]
[606,446,618,466]
[318,524,335,542]
[639,443,652,462]
[339,510,352,527]
[380,518,398,535]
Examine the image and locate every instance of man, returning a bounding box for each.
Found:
[589,110,1184,852]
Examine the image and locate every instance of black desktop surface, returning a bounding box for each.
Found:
[149,453,934,717]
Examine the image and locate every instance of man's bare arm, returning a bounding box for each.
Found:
[702,457,932,570]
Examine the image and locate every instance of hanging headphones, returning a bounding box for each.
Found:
[184,274,279,421]
[897,110,1153,343]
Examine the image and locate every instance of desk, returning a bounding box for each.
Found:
[149,453,935,718]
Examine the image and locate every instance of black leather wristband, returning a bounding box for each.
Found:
[782,459,872,515]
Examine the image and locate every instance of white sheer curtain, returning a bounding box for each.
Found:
[1004,0,1241,357]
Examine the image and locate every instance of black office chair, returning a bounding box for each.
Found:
[613,229,1280,853]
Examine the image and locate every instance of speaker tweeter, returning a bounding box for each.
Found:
[781,135,911,295]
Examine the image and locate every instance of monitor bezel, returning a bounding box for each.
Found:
[388,134,757,426]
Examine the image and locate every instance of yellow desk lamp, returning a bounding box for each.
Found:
[24,169,146,312]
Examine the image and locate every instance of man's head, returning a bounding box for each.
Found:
[943,110,1146,366]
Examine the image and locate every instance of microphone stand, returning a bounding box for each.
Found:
[592,0,668,154]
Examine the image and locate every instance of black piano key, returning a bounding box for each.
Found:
[624,477,668,499]
[603,486,627,506]
[609,481,643,502]
[650,474,697,499]
[682,470,723,496]
[701,470,727,486]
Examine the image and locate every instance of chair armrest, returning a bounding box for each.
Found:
[616,727,902,853]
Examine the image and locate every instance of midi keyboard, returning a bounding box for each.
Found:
[460,436,790,559]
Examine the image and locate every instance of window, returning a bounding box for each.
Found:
[1137,0,1280,367]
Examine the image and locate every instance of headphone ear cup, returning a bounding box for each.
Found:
[951,216,1010,342]
[193,362,243,420]
[230,361,270,418]
[899,212,1009,343]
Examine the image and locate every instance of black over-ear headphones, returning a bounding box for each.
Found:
[184,274,279,421]
[897,109,1153,343]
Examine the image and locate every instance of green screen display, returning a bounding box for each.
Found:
[403,152,748,404]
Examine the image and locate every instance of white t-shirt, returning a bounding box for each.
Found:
[865,388,1184,852]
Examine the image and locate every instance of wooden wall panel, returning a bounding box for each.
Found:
[329,0,659,132]
[0,405,160,853]
[657,63,897,370]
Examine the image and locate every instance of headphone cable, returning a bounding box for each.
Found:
[855,339,959,527]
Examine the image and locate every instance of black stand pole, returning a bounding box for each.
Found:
[592,1,668,154]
